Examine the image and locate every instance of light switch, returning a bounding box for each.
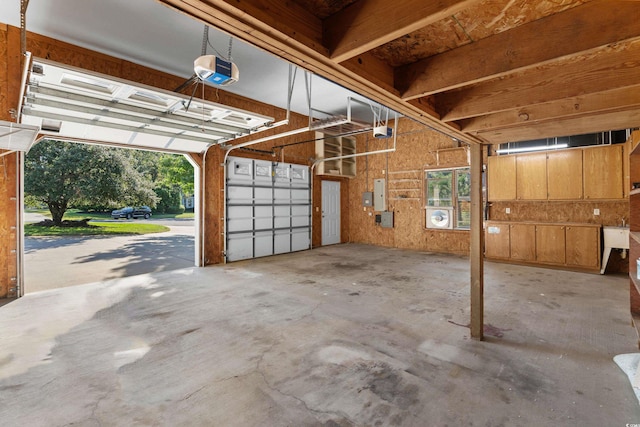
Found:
[594,208,600,215]
[505,207,511,214]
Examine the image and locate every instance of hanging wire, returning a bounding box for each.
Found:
[206,30,234,61]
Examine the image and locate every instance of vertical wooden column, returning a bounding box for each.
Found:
[0,25,23,298]
[202,146,224,265]
[470,142,484,340]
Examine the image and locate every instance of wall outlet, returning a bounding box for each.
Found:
[505,207,511,214]
[594,208,600,215]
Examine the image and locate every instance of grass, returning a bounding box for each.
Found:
[25,222,169,237]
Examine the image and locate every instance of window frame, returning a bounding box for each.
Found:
[425,166,471,230]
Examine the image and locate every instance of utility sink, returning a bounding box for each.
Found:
[601,225,630,274]
[603,226,630,250]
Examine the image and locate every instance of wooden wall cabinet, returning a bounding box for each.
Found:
[485,222,510,259]
[509,224,536,261]
[583,144,623,199]
[488,144,624,201]
[485,221,601,272]
[487,155,516,200]
[315,132,356,177]
[536,224,566,264]
[565,225,600,269]
[547,149,583,199]
[516,152,547,200]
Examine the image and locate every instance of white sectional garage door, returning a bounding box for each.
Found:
[226,156,311,262]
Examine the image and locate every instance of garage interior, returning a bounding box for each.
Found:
[2,0,640,425]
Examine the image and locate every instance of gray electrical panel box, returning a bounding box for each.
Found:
[374,179,385,211]
[362,192,373,207]
[381,211,394,228]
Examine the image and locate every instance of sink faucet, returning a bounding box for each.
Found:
[622,218,626,227]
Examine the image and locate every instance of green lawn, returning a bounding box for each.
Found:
[25,222,169,237]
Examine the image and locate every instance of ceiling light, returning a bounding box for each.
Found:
[495,143,568,155]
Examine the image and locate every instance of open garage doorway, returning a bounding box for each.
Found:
[11,57,273,296]
[22,140,199,294]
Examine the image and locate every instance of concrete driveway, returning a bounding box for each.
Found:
[24,219,195,293]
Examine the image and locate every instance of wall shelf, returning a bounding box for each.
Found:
[315,132,356,177]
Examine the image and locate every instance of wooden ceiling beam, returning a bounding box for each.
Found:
[155,0,483,145]
[438,39,640,122]
[399,1,640,100]
[461,85,640,133]
[324,0,482,63]
[475,109,640,144]
[340,52,398,96]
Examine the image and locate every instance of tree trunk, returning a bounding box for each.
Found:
[48,201,67,225]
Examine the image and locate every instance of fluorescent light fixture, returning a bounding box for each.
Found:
[496,143,568,154]
[0,120,40,152]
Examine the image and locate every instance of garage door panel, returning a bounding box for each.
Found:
[227,206,253,232]
[274,188,290,202]
[254,187,272,204]
[291,189,308,202]
[292,228,310,251]
[292,205,310,227]
[227,232,254,261]
[227,186,253,203]
[254,206,273,230]
[274,230,291,254]
[226,156,310,262]
[255,231,274,258]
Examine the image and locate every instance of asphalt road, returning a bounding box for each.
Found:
[24,219,195,294]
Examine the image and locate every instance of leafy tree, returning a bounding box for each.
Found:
[25,140,158,224]
[157,154,194,195]
[153,185,184,214]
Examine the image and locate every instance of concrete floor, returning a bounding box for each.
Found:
[0,243,638,426]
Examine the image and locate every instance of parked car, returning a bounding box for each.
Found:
[111,206,152,220]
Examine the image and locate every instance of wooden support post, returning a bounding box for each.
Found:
[470,142,484,340]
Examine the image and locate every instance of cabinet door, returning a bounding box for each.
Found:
[516,152,547,200]
[535,225,566,264]
[487,155,516,201]
[583,144,623,199]
[485,222,510,259]
[566,226,600,269]
[547,150,582,199]
[510,224,536,261]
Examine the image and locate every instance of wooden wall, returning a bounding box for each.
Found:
[347,118,471,255]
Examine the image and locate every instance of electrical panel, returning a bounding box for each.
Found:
[362,192,373,207]
[374,179,385,211]
[381,211,394,228]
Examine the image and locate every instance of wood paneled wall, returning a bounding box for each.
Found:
[347,118,471,255]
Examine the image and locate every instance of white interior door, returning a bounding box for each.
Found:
[321,180,340,246]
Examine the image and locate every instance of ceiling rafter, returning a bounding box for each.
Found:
[324,0,482,63]
[475,109,640,144]
[398,0,640,100]
[438,39,640,122]
[460,85,640,134]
